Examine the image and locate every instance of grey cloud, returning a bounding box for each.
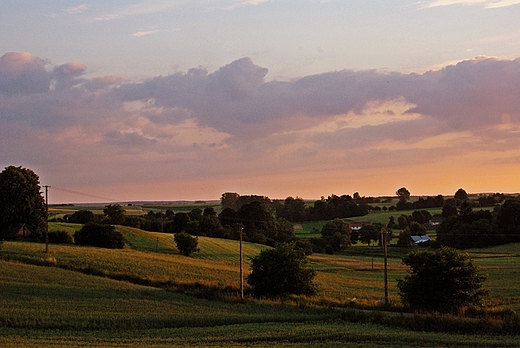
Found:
[0,52,51,95]
[52,62,87,90]
[3,52,520,150]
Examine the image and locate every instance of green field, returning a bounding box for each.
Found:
[1,224,519,347]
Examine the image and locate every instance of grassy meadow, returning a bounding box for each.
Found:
[1,219,519,346]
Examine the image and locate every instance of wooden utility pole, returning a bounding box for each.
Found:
[381,228,389,306]
[239,226,244,300]
[43,185,50,253]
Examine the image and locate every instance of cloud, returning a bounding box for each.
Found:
[0,52,50,95]
[132,30,162,38]
[2,52,520,200]
[93,1,182,21]
[63,4,90,15]
[424,0,520,8]
[224,0,271,10]
[131,27,180,38]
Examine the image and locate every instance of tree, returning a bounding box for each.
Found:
[397,228,413,247]
[247,243,317,298]
[396,187,411,201]
[103,204,126,225]
[495,198,520,243]
[454,188,469,202]
[358,224,381,246]
[221,192,239,210]
[442,201,458,219]
[68,210,96,224]
[237,201,274,243]
[276,196,307,222]
[171,212,190,234]
[0,166,46,240]
[397,247,488,313]
[319,218,351,252]
[174,232,199,256]
[74,223,124,249]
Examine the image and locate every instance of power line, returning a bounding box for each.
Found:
[51,186,121,202]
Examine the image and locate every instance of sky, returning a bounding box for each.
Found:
[1,0,520,204]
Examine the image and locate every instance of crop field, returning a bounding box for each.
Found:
[1,223,519,346]
[1,259,519,347]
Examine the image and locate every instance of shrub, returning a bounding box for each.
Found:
[74,223,124,249]
[174,232,199,256]
[397,247,488,313]
[47,230,73,244]
[247,242,317,298]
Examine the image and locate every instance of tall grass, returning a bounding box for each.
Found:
[1,261,518,347]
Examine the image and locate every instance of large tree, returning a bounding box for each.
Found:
[397,247,488,313]
[319,218,351,252]
[247,243,317,298]
[454,188,469,202]
[103,204,126,225]
[0,166,46,239]
[396,187,411,201]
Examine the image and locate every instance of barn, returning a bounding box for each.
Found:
[2,224,33,240]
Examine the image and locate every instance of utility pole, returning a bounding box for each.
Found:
[239,225,244,300]
[43,185,50,253]
[160,208,164,233]
[381,228,389,307]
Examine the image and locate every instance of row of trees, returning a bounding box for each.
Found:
[437,199,520,249]
[68,201,295,247]
[222,193,370,223]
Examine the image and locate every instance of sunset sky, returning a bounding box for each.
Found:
[1,0,520,204]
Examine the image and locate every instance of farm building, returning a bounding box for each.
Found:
[350,222,371,231]
[2,224,33,240]
[411,235,431,245]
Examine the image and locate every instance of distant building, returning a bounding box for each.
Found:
[3,224,32,240]
[411,235,431,245]
[350,221,371,231]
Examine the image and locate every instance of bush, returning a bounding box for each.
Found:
[247,243,317,298]
[74,223,124,249]
[47,230,73,244]
[397,247,488,313]
[174,232,199,256]
[68,210,96,224]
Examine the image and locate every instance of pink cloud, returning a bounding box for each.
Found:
[2,52,520,201]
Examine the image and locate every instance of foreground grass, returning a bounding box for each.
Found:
[1,261,519,347]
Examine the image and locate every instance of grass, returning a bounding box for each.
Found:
[40,223,520,310]
[1,260,519,347]
[1,223,519,346]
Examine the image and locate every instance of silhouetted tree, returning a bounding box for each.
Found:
[247,243,317,298]
[398,247,488,313]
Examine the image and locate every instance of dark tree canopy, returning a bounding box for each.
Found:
[314,218,351,253]
[174,232,199,256]
[0,166,46,240]
[496,198,520,243]
[247,243,317,298]
[103,204,126,225]
[442,201,458,219]
[358,224,381,246]
[397,247,488,313]
[74,223,124,249]
[220,192,239,210]
[68,210,96,224]
[396,187,411,201]
[454,188,469,202]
